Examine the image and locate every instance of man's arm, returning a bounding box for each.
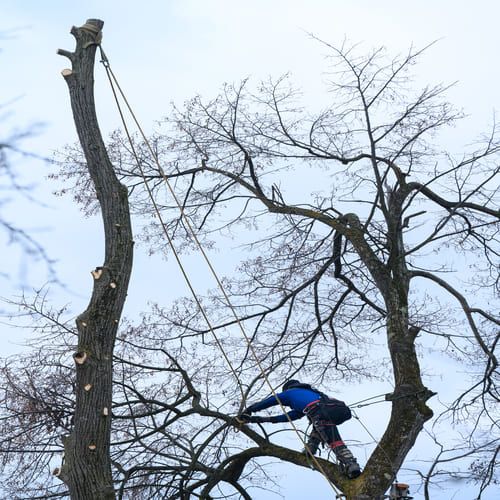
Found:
[239,409,302,424]
[244,393,285,414]
[269,410,302,423]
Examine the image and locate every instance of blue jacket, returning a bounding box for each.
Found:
[247,388,324,423]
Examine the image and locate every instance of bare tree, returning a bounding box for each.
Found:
[0,35,498,500]
[102,40,498,499]
[91,41,498,498]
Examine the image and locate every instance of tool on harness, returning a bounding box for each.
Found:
[386,483,413,499]
[303,397,361,478]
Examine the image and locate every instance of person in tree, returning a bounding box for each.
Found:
[238,379,361,478]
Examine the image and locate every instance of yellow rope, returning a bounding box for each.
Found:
[97,44,342,496]
[98,54,246,406]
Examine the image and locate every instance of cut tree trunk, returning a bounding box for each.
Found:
[56,19,133,500]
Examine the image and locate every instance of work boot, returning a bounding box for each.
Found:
[302,435,321,458]
[332,444,361,479]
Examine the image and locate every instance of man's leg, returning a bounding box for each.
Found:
[303,428,321,457]
[331,442,361,478]
[327,412,361,479]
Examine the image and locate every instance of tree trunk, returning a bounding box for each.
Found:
[336,212,434,499]
[56,19,133,500]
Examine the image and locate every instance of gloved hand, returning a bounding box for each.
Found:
[234,414,267,424]
[236,412,252,423]
[235,413,281,424]
[248,415,268,423]
[243,404,258,414]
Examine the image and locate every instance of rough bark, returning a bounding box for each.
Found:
[340,182,434,499]
[56,19,133,500]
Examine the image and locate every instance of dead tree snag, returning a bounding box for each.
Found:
[57,19,133,500]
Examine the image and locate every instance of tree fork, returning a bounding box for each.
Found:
[56,19,134,500]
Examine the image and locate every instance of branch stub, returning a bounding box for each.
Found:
[73,351,88,365]
[91,267,103,280]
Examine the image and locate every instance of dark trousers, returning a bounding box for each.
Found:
[305,399,351,446]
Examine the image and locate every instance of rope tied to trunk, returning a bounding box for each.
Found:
[79,23,103,48]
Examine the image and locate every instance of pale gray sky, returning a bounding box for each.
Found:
[1,1,499,498]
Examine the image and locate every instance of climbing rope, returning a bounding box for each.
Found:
[82,25,343,496]
[349,389,426,408]
[347,389,428,486]
[351,409,396,472]
[349,393,389,408]
[100,51,248,407]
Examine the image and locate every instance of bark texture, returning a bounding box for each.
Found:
[57,19,133,500]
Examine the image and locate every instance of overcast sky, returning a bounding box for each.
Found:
[2,1,499,498]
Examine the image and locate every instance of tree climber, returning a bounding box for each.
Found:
[238,379,361,479]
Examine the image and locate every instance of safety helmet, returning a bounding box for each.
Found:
[283,379,302,391]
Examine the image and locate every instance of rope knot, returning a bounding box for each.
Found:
[79,23,103,48]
